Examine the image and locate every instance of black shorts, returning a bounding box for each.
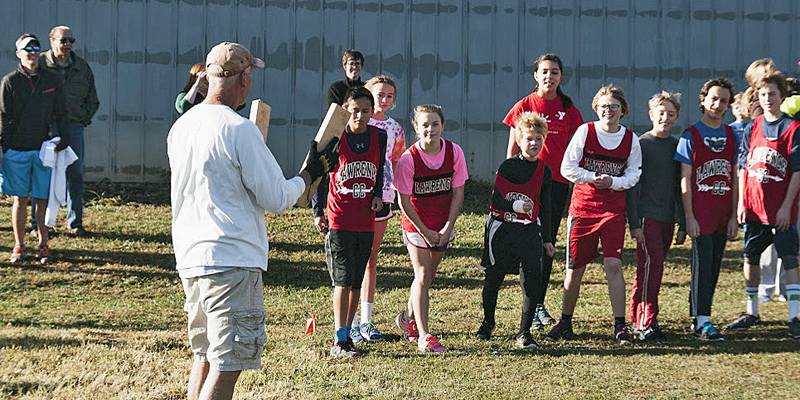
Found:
[325,229,374,287]
[743,222,799,269]
[480,215,542,275]
[375,202,393,221]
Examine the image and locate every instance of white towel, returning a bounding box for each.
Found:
[39,139,78,227]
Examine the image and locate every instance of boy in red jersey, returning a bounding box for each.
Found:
[674,78,738,341]
[727,72,800,339]
[317,87,387,357]
[477,112,555,349]
[546,84,642,345]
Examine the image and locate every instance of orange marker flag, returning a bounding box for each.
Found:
[305,313,316,335]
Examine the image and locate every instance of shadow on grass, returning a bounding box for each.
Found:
[2,316,179,331]
[0,380,58,396]
[0,334,96,349]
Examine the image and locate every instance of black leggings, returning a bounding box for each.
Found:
[537,180,571,306]
[689,233,727,317]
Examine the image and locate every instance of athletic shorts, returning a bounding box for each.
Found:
[403,229,453,252]
[0,149,51,199]
[375,202,393,221]
[743,222,799,269]
[182,268,267,371]
[325,229,373,287]
[480,215,541,274]
[567,213,626,269]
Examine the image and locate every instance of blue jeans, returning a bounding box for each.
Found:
[31,124,85,229]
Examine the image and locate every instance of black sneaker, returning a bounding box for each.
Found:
[725,313,760,330]
[545,319,574,340]
[614,323,633,345]
[788,317,800,339]
[650,322,665,340]
[515,331,538,349]
[476,321,495,340]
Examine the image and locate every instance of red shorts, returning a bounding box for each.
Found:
[566,213,626,269]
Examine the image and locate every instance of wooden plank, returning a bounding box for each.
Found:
[295,104,351,207]
[249,99,271,143]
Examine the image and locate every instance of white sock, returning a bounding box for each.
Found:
[695,315,710,328]
[746,287,759,316]
[360,302,374,325]
[351,311,359,328]
[786,284,800,321]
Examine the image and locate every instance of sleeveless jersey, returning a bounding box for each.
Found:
[489,159,546,225]
[568,122,633,217]
[401,139,455,233]
[327,127,381,231]
[743,115,800,224]
[689,124,735,234]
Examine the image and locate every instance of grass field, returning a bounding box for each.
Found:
[0,180,798,399]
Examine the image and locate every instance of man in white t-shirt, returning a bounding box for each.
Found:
[167,42,338,400]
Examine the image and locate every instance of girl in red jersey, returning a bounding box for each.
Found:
[546,84,642,345]
[504,54,584,329]
[477,112,556,349]
[393,104,468,352]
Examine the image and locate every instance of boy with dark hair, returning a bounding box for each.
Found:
[727,72,800,339]
[673,78,738,341]
[319,86,387,357]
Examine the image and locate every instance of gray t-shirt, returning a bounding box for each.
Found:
[626,131,686,230]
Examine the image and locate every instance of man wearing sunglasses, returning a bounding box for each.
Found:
[0,33,70,264]
[39,26,99,237]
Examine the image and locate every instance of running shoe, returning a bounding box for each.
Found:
[545,319,574,341]
[515,331,538,349]
[395,310,419,342]
[694,322,724,341]
[9,245,23,263]
[530,313,543,330]
[788,317,800,339]
[651,322,665,340]
[614,323,633,345]
[758,295,771,303]
[725,313,760,330]
[37,245,50,265]
[418,334,446,352]
[359,322,385,342]
[638,326,656,342]
[330,340,361,357]
[536,305,556,326]
[475,321,495,340]
[350,325,364,343]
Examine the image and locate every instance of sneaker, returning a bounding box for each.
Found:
[725,313,760,331]
[69,226,89,237]
[330,340,361,357]
[37,245,51,264]
[359,322,385,342]
[694,322,724,341]
[396,310,419,342]
[778,295,788,302]
[530,313,543,330]
[651,323,666,340]
[545,319,574,341]
[350,326,364,343]
[515,331,538,349]
[614,323,633,345]
[475,321,495,340]
[638,326,656,341]
[9,246,24,263]
[418,334,446,352]
[758,295,771,303]
[789,318,800,339]
[536,305,556,326]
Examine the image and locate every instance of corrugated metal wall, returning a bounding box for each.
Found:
[2,0,798,182]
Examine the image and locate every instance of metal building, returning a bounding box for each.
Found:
[2,0,798,182]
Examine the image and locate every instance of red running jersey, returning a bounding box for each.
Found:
[489,160,545,225]
[743,115,800,225]
[401,140,455,233]
[569,122,633,218]
[327,127,381,232]
[689,125,735,234]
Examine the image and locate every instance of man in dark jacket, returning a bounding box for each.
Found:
[39,25,99,237]
[0,33,70,264]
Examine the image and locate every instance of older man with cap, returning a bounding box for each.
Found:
[0,33,70,264]
[168,42,338,400]
[37,25,99,237]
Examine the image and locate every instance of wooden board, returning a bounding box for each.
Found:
[295,103,351,207]
[249,99,271,143]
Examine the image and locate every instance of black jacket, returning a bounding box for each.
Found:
[0,64,69,152]
[326,77,364,106]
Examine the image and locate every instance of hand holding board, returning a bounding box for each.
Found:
[249,99,271,143]
[295,103,351,207]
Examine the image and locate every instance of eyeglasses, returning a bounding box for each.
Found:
[19,46,40,52]
[59,37,76,44]
[345,61,362,68]
[597,104,621,111]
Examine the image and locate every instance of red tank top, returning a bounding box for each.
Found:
[743,115,800,224]
[568,123,633,217]
[327,127,381,232]
[489,159,545,225]
[401,139,455,233]
[689,125,735,234]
